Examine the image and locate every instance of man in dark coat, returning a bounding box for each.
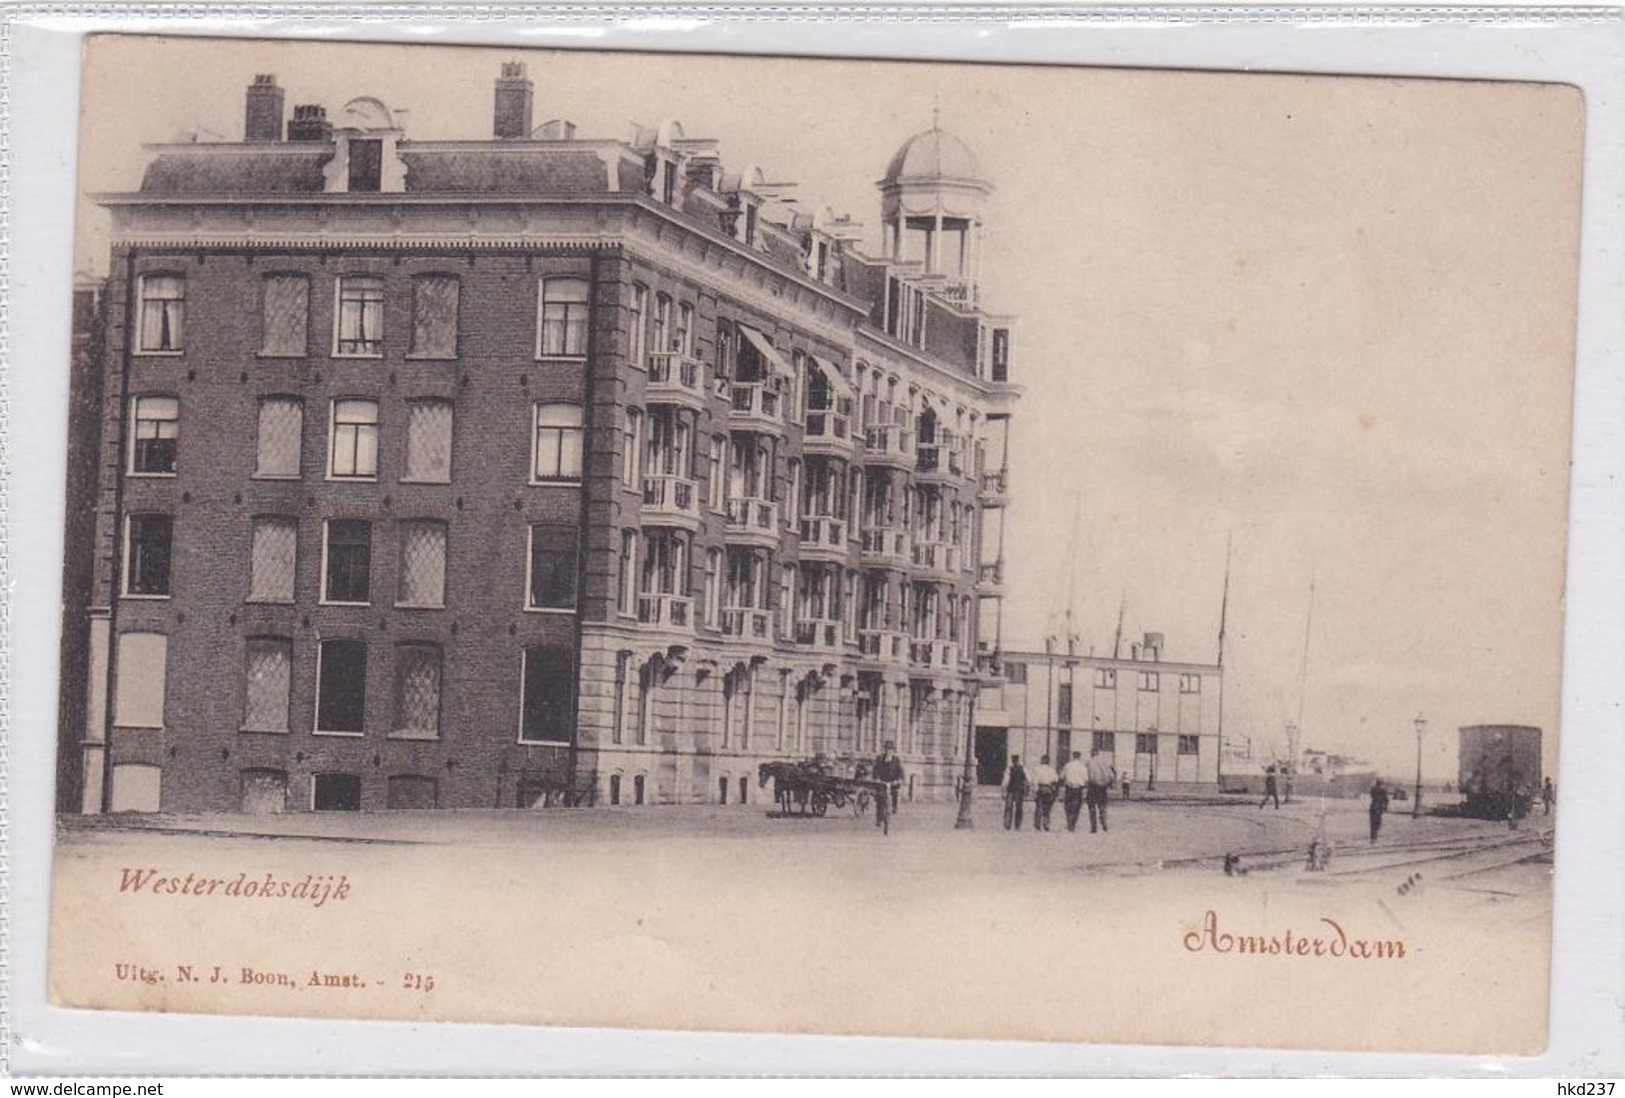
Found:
[873,741,904,813]
[1260,765,1281,810]
[1002,755,1029,831]
[1368,778,1390,844]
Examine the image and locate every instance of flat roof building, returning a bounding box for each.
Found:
[66,65,1021,814]
[974,635,1223,793]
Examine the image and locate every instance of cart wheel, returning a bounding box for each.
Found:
[831,792,849,809]
[811,791,829,817]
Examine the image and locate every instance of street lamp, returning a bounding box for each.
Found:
[1412,713,1427,818]
[955,681,981,830]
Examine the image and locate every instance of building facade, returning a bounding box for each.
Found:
[975,634,1223,792]
[67,65,1021,814]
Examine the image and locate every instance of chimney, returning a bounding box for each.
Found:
[245,74,285,142]
[287,104,332,143]
[1143,632,1164,661]
[494,61,534,140]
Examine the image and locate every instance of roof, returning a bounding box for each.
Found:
[135,143,632,197]
[882,127,984,185]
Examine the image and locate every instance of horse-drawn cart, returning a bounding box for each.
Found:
[759,759,892,834]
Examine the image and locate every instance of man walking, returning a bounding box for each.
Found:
[873,741,904,814]
[1030,754,1060,831]
[1085,748,1117,834]
[1368,778,1390,844]
[1541,776,1555,815]
[1061,751,1089,832]
[1002,755,1028,831]
[1260,765,1281,810]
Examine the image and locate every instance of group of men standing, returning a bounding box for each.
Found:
[1002,749,1118,834]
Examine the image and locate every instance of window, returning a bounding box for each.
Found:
[1136,733,1158,755]
[348,138,383,192]
[243,637,292,732]
[676,302,694,357]
[248,517,297,603]
[393,643,442,739]
[628,284,649,367]
[991,328,1011,381]
[130,396,179,475]
[1139,671,1161,692]
[537,277,590,357]
[1178,735,1201,756]
[520,645,576,744]
[334,276,385,356]
[653,294,672,355]
[1094,668,1117,689]
[315,639,367,734]
[708,435,727,511]
[531,403,583,482]
[255,398,303,478]
[1179,673,1202,695]
[323,519,372,604]
[1056,682,1074,726]
[617,530,637,616]
[703,548,721,628]
[313,773,363,811]
[124,513,172,597]
[403,400,453,483]
[397,521,447,608]
[1093,730,1114,753]
[609,773,622,806]
[621,407,642,488]
[527,523,579,610]
[137,274,184,352]
[328,399,379,479]
[410,276,460,358]
[113,632,167,727]
[261,274,309,356]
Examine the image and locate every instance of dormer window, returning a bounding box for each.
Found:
[662,160,678,206]
[744,202,759,246]
[348,138,383,192]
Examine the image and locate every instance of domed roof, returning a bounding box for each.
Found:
[882,126,984,185]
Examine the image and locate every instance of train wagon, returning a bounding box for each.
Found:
[1458,725,1542,820]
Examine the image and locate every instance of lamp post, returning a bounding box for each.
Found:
[1412,713,1427,818]
[955,681,980,830]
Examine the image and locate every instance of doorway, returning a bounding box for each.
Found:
[974,726,1008,785]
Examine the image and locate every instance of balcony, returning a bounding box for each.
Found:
[859,525,911,569]
[974,650,1004,678]
[724,496,780,547]
[858,628,909,668]
[803,408,856,456]
[728,383,784,432]
[862,424,914,469]
[976,560,1006,594]
[720,606,774,645]
[641,473,702,529]
[916,441,968,483]
[978,467,1010,508]
[909,638,960,672]
[911,539,962,580]
[645,352,708,410]
[795,618,844,652]
[637,593,693,632]
[798,515,849,560]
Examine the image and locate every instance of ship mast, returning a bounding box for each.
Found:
[1288,568,1316,804]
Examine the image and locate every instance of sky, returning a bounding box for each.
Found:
[74,37,1583,779]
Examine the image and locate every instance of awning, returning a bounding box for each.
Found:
[810,354,856,397]
[738,324,793,381]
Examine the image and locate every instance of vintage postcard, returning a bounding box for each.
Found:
[47,34,1581,1052]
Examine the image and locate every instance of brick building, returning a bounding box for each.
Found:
[67,64,1020,813]
[975,635,1224,793]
